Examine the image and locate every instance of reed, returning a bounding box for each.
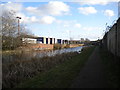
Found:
[2,52,78,88]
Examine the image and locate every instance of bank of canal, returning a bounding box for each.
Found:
[3,46,94,88]
[2,46,83,64]
[15,46,95,88]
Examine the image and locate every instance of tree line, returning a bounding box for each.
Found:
[1,10,33,50]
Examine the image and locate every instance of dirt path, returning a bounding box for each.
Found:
[71,47,108,88]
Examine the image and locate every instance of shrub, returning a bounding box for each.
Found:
[2,52,78,88]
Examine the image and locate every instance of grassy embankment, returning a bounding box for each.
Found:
[3,52,78,88]
[16,46,95,88]
[99,47,120,88]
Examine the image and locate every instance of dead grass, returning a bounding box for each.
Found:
[2,52,78,88]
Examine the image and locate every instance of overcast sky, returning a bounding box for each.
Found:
[1,0,119,40]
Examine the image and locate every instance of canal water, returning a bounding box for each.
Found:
[2,46,83,64]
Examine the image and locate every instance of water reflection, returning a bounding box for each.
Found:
[2,46,83,64]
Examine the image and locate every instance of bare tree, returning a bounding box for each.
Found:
[85,38,90,42]
[1,10,17,37]
[1,10,33,50]
[80,38,84,43]
[1,10,17,50]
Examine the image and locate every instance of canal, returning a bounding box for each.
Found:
[2,46,83,64]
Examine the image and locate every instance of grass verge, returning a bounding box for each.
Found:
[99,47,120,88]
[3,52,78,88]
[16,46,95,88]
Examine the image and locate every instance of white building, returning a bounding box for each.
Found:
[22,38,37,44]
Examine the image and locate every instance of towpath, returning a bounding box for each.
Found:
[71,47,108,88]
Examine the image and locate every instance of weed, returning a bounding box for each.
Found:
[2,52,78,88]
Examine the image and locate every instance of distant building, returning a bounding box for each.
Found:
[36,37,46,44]
[62,40,65,44]
[22,36,82,45]
[50,38,55,44]
[62,40,69,44]
[55,38,58,44]
[57,39,62,44]
[22,38,37,44]
[54,38,55,44]
[46,38,50,44]
[69,40,80,44]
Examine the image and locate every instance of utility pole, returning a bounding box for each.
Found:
[69,30,71,44]
[16,16,21,36]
